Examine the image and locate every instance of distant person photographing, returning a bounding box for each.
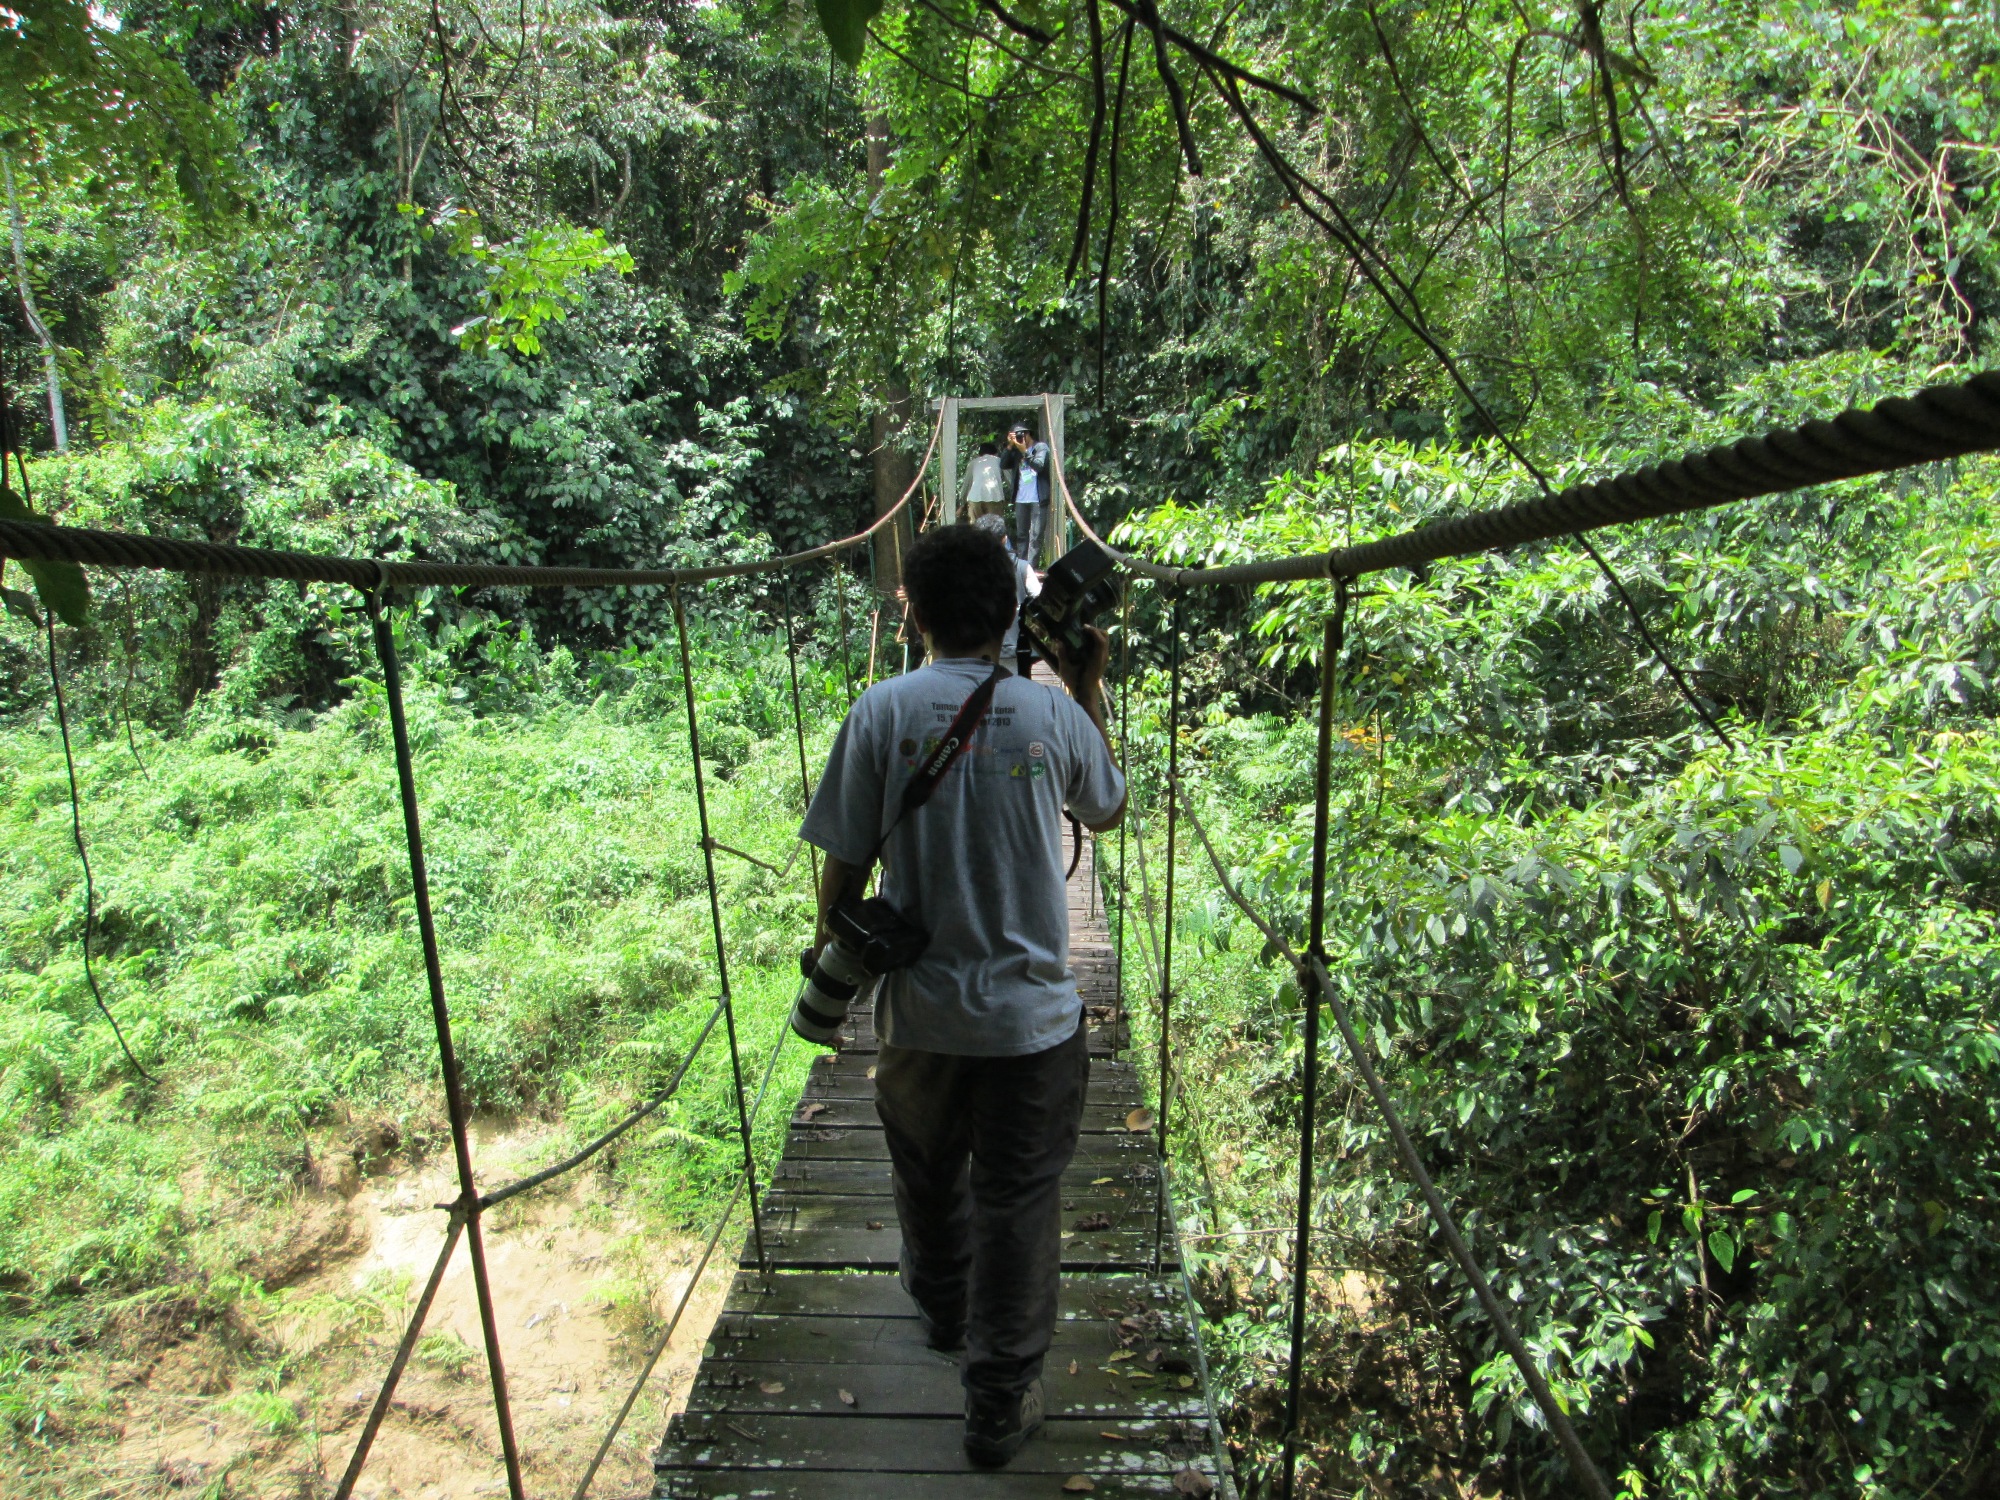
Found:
[794,525,1125,1466]
[1006,420,1051,563]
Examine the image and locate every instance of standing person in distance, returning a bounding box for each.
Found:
[798,525,1125,1467]
[962,440,1008,522]
[1006,420,1051,564]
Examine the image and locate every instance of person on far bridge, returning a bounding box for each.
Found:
[798,525,1125,1468]
[1006,420,1051,564]
[963,440,1008,522]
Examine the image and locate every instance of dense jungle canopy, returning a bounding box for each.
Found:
[3,1,1999,1497]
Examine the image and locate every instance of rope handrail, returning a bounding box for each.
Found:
[1046,371,2000,587]
[0,416,940,590]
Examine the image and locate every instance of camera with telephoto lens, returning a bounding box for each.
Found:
[1019,539,1119,666]
[791,894,930,1045]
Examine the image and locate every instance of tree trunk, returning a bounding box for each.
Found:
[3,152,68,453]
[866,117,915,594]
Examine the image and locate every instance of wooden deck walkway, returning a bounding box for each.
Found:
[653,823,1229,1497]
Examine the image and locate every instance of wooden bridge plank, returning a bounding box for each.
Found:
[781,1127,1156,1163]
[747,1229,1175,1273]
[657,1470,1209,1497]
[718,1271,1181,1321]
[702,1307,1195,1364]
[769,1156,1159,1196]
[658,1413,1218,1476]
[687,1358,1206,1419]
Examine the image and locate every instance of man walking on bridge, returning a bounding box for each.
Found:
[800,524,1126,1466]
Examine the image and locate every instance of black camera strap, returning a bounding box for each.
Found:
[861,660,1006,869]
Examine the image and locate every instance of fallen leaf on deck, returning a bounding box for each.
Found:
[1063,1478,1096,1493]
[1107,1350,1134,1363]
[838,1388,856,1406]
[1074,1211,1114,1232]
[866,1220,884,1231]
[1172,1469,1214,1497]
[796,1102,828,1122]
[1178,1375,1196,1389]
[1100,1430,1128,1441]
[1067,1360,1079,1376]
[1125,1108,1155,1133]
[1145,1347,1162,1364]
[1090,1176,1113,1186]
[866,1066,877,1079]
[758,1380,786,1395]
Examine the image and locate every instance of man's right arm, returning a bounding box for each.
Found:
[1053,626,1125,831]
[814,853,870,955]
[800,702,884,954]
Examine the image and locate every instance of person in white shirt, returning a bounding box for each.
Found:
[961,441,1008,521]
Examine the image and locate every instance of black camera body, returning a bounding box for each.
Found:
[827,893,929,973]
[1020,539,1120,665]
[792,895,930,1045]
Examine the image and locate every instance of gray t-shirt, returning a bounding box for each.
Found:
[800,657,1126,1056]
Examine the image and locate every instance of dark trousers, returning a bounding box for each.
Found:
[1014,500,1045,563]
[874,1021,1088,1396]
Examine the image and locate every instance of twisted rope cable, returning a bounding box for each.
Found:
[1048,371,2000,587]
[0,417,941,589]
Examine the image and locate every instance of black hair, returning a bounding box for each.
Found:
[1009,420,1032,437]
[978,440,998,456]
[903,525,1019,652]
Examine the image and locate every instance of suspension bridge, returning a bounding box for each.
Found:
[2,370,1997,1500]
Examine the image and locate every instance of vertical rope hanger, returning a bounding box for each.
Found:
[1152,586,1184,1276]
[363,586,526,1500]
[1282,581,1347,1500]
[1113,581,1132,1059]
[779,577,824,896]
[835,561,856,704]
[670,584,772,1282]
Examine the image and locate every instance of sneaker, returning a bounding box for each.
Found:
[964,1379,1044,1467]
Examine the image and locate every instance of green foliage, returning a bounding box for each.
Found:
[0,0,238,216]
[450,220,637,356]
[1108,385,2000,1494]
[0,610,838,1439]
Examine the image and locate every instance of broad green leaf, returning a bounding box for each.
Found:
[0,477,89,625]
[814,0,884,66]
[1707,1229,1737,1274]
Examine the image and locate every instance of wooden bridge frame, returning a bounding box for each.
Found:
[933,392,1074,563]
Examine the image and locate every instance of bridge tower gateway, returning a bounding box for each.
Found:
[935,392,1075,565]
